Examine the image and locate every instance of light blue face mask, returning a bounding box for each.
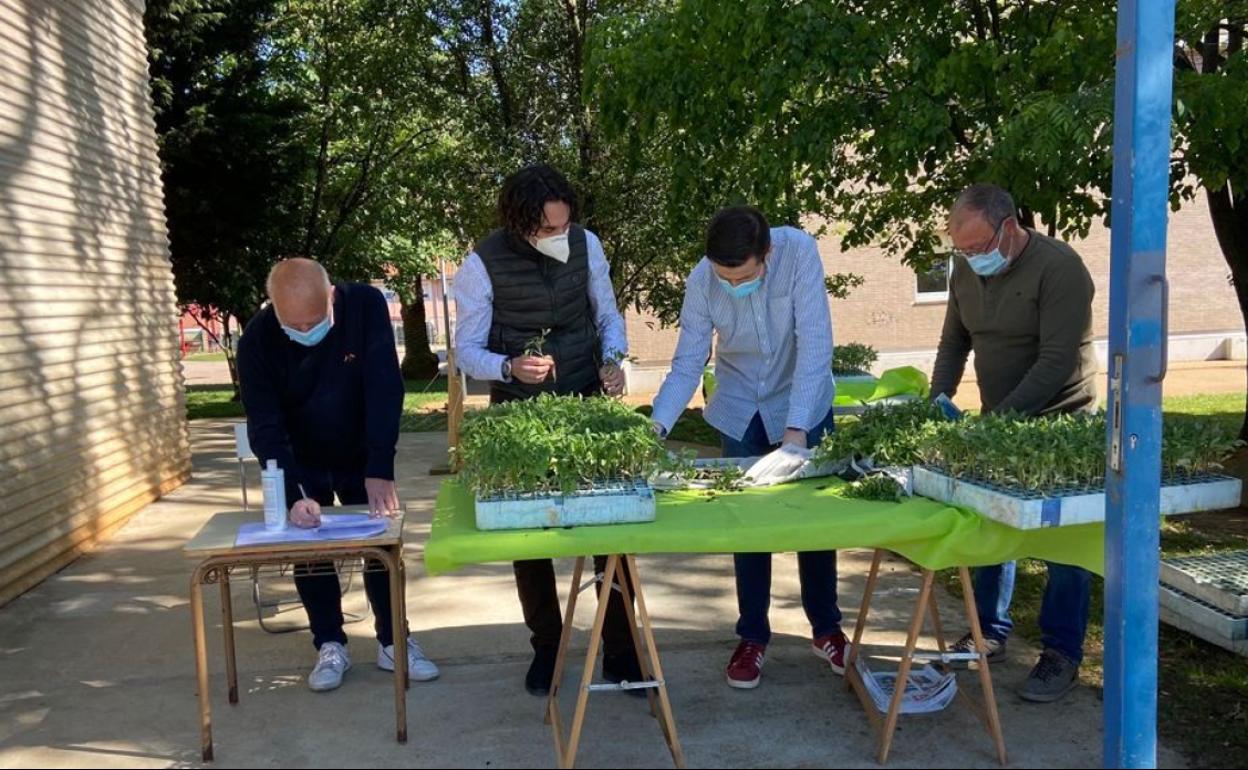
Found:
[967,249,1008,277]
[719,276,763,299]
[282,306,333,347]
[965,226,1009,276]
[717,262,765,299]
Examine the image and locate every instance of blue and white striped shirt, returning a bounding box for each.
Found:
[651,226,835,444]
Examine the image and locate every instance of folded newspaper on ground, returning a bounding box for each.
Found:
[854,658,958,714]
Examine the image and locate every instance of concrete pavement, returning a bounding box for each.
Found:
[0,423,1188,768]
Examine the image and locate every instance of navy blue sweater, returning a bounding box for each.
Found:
[238,282,403,502]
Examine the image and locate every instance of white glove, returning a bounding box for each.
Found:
[745,443,813,487]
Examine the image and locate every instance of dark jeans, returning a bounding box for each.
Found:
[292,468,396,650]
[972,560,1092,664]
[723,409,842,645]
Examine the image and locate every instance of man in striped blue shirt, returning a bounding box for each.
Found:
[650,206,846,689]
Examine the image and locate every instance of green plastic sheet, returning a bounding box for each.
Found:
[425,478,1105,577]
[699,364,929,407]
[833,366,932,406]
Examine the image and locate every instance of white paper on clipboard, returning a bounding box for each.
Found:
[235,513,388,547]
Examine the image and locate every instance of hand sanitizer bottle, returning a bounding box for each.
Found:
[261,459,287,531]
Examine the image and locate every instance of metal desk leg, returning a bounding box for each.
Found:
[220,569,238,705]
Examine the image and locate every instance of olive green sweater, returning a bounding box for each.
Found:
[930,230,1098,416]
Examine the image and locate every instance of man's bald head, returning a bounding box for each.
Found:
[268,258,332,331]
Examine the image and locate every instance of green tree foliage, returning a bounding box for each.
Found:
[598,0,1120,274]
[1173,2,1248,438]
[603,0,1248,436]
[146,0,308,392]
[427,0,736,325]
[146,0,459,387]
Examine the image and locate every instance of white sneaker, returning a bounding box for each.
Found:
[308,641,351,692]
[378,637,440,682]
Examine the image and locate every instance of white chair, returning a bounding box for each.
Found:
[234,422,362,634]
[234,422,254,510]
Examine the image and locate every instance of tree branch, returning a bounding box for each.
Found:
[478,0,515,130]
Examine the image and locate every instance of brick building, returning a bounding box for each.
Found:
[623,195,1244,391]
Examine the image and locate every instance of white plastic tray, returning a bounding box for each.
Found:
[474,480,656,531]
[912,466,1242,529]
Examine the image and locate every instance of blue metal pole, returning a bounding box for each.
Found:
[1104,1,1175,767]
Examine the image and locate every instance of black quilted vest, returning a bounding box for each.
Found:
[477,225,601,402]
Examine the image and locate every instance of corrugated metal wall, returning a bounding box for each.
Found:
[0,0,190,606]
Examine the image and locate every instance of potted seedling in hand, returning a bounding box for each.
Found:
[600,347,630,397]
[515,328,556,384]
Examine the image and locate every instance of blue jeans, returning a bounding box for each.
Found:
[723,410,841,645]
[973,560,1092,664]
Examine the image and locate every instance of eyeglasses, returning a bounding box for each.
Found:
[949,220,1008,260]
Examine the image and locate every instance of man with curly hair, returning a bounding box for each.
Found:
[452,164,642,696]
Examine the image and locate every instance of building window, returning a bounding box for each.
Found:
[915,258,950,303]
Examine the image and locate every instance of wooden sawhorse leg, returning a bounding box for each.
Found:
[546,555,685,769]
[844,550,1007,766]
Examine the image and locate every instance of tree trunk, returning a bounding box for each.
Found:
[1204,181,1248,441]
[400,276,440,380]
[222,318,242,401]
[228,309,254,402]
[563,0,596,227]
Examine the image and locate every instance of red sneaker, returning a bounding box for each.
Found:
[725,640,766,689]
[812,631,849,675]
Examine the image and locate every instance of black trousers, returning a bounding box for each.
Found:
[514,555,636,656]
[490,378,634,657]
[292,468,395,650]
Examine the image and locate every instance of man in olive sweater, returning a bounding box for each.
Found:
[931,183,1097,704]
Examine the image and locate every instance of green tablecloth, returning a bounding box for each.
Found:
[425,478,1105,577]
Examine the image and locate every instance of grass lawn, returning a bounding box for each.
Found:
[399,376,450,431]
[185,384,246,419]
[187,378,722,441]
[185,376,451,427]
[184,351,229,362]
[634,404,723,447]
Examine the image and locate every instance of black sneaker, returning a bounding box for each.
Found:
[602,651,651,699]
[525,646,559,697]
[949,632,1007,668]
[1020,648,1079,703]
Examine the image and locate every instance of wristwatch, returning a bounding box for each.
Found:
[500,358,513,381]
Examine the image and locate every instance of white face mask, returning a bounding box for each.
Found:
[532,232,571,263]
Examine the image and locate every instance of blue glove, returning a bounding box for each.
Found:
[934,393,964,422]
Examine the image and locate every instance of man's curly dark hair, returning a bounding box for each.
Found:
[497,164,578,238]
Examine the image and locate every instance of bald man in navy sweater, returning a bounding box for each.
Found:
[238,258,438,692]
